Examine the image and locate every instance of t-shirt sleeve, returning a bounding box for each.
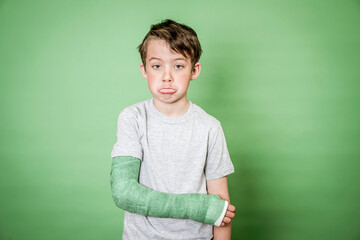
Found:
[111,109,143,160]
[205,124,235,180]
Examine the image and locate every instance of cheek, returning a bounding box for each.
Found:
[146,71,158,81]
[179,69,192,79]
[177,73,191,86]
[147,75,158,90]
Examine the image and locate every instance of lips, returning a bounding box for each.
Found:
[159,88,176,94]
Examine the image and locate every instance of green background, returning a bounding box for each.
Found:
[1,0,359,239]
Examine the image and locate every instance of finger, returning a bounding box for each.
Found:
[222,217,232,224]
[221,223,225,227]
[227,204,236,212]
[226,210,235,219]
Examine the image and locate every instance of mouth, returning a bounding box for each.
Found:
[159,88,176,94]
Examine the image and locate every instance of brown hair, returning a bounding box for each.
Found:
[137,19,202,68]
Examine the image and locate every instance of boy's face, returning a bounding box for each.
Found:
[140,39,201,107]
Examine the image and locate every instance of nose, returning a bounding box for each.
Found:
[162,66,173,82]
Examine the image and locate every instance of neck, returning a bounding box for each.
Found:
[153,98,190,117]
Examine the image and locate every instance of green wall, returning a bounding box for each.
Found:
[1,0,359,239]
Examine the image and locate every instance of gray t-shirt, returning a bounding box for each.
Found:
[111,99,235,240]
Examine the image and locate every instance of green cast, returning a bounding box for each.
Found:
[110,156,226,225]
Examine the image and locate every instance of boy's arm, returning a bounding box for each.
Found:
[110,156,228,226]
[207,176,235,240]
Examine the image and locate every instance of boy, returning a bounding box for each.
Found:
[110,19,235,240]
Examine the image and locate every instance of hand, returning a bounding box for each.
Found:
[220,203,236,227]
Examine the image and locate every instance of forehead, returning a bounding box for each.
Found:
[146,39,189,61]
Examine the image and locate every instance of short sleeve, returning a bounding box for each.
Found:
[110,109,143,160]
[205,124,235,180]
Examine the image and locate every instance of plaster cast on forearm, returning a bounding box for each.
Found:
[110,156,228,226]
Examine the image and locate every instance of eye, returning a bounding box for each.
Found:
[152,65,161,70]
[174,65,183,69]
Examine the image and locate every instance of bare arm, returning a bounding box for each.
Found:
[206,176,236,240]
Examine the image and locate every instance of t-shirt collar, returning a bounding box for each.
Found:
[149,98,193,123]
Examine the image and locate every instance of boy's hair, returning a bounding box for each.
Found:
[137,19,202,68]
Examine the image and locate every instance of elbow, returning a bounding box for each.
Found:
[112,194,126,209]
[110,167,130,209]
[110,180,144,213]
[111,181,129,209]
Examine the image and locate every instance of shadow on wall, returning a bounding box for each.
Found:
[198,44,273,239]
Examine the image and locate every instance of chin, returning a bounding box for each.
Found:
[154,96,179,104]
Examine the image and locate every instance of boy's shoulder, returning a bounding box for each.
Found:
[115,100,150,125]
[119,99,150,115]
[192,103,221,128]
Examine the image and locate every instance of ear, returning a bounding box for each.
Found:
[140,63,147,79]
[190,62,201,80]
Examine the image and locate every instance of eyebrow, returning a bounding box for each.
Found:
[174,57,187,61]
[148,57,187,61]
[149,57,161,61]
